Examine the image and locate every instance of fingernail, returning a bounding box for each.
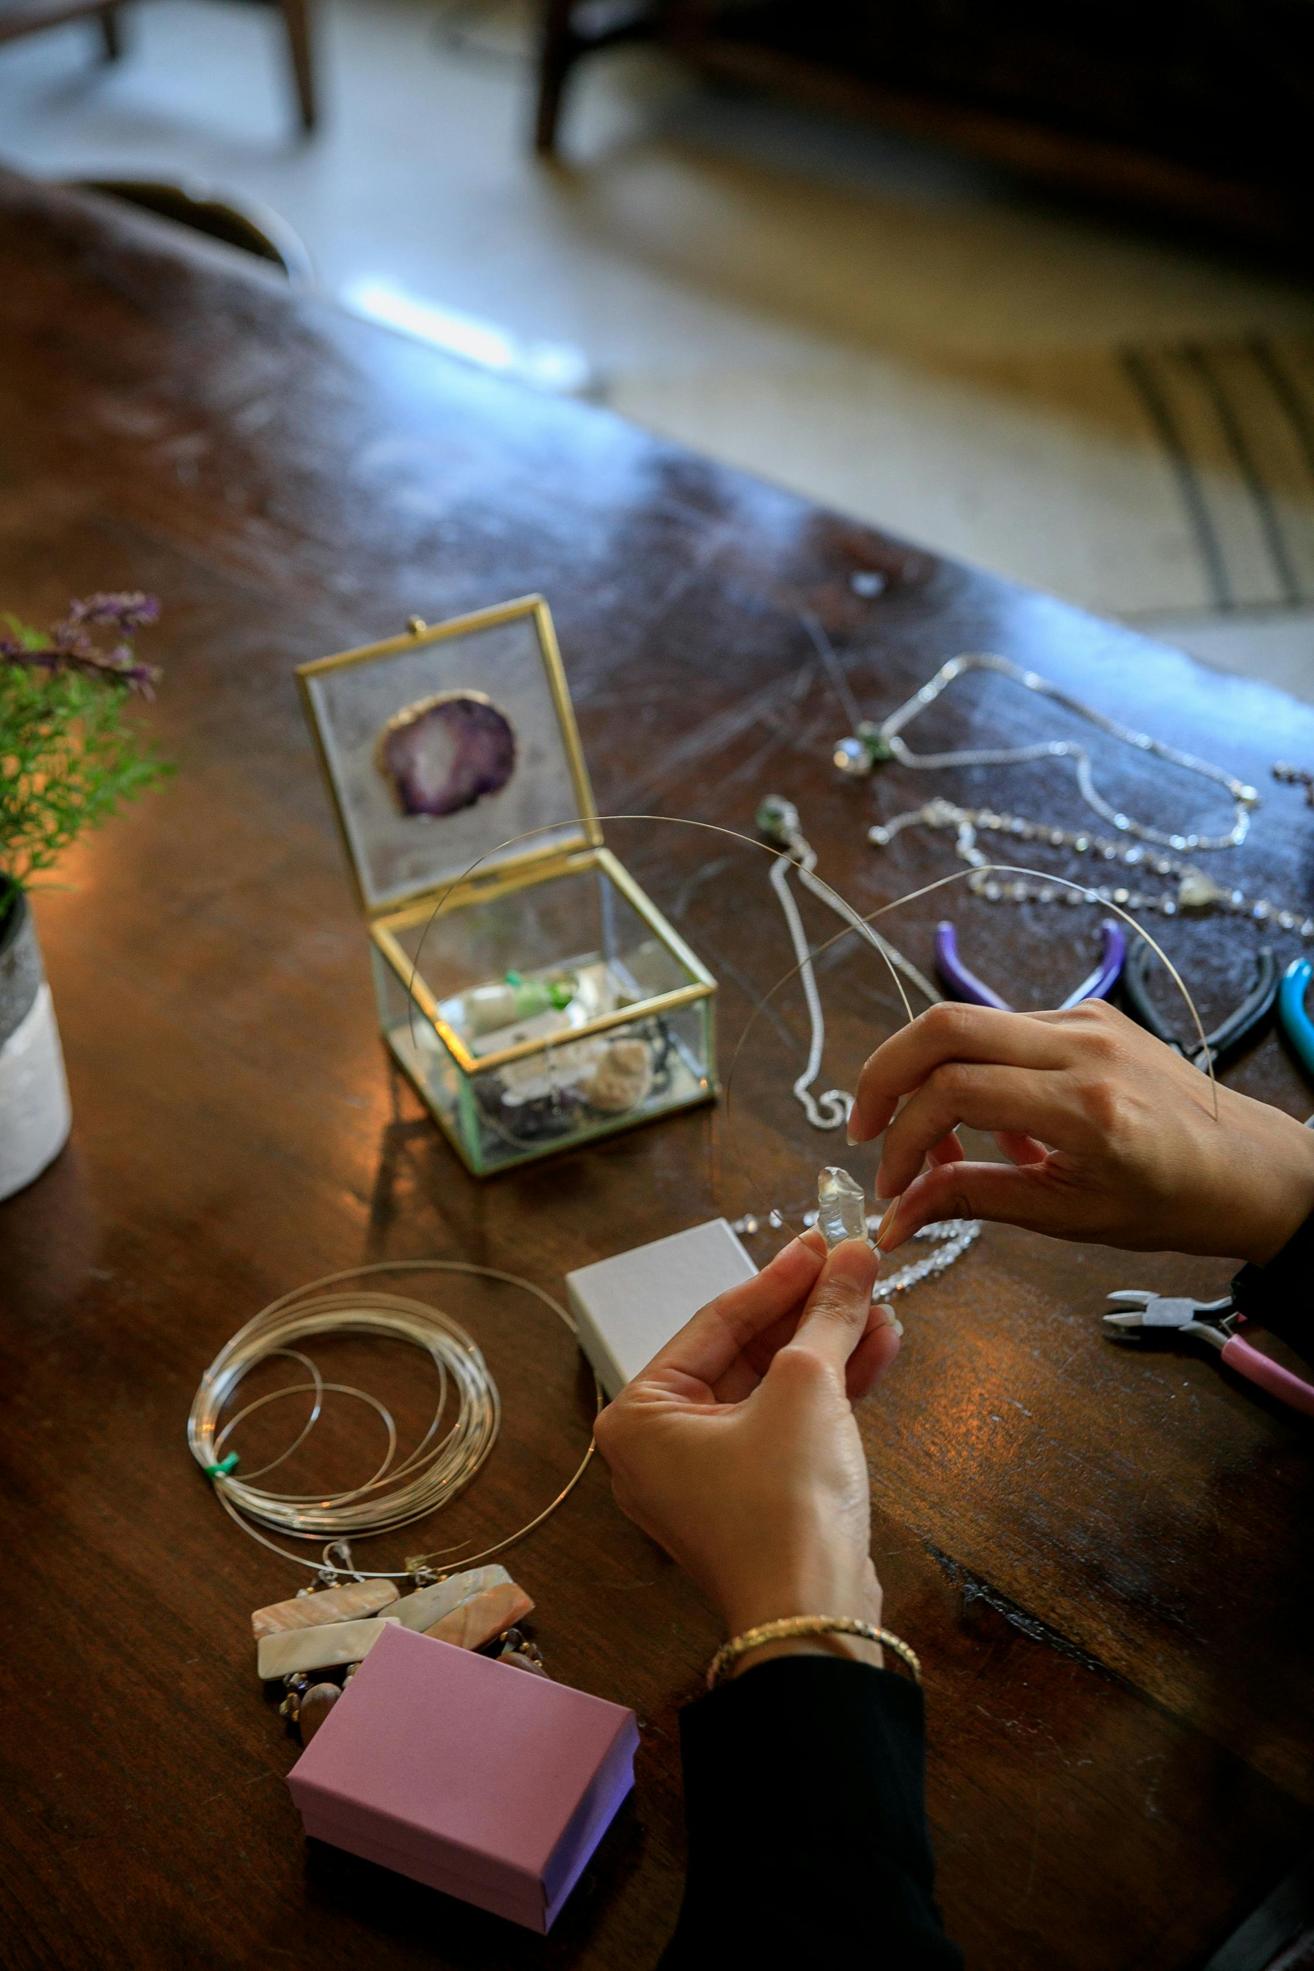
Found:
[845,1111,864,1145]
[874,1201,898,1249]
[875,1301,904,1337]
[873,1163,890,1196]
[827,1238,879,1286]
[774,1229,825,1264]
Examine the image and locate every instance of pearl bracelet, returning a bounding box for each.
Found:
[707,1615,922,1689]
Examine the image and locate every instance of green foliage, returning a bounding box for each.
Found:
[0,623,172,898]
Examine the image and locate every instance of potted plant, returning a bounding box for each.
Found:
[1,594,169,1201]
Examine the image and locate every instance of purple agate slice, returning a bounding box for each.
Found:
[380,695,517,818]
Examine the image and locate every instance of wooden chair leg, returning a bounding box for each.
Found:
[279,0,316,134]
[98,4,124,61]
[535,0,576,155]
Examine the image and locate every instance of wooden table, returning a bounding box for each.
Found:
[1,169,1311,1970]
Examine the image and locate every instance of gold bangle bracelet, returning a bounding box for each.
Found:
[707,1616,922,1689]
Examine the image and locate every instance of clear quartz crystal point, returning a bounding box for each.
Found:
[817,1166,868,1248]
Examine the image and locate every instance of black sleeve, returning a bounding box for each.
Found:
[662,1654,962,1968]
[1232,1205,1314,1361]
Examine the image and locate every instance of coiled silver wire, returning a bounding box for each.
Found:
[188,1260,600,1579]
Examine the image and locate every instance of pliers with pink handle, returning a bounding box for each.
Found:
[1105,1290,1314,1418]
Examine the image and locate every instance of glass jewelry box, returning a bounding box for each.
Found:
[298,595,717,1174]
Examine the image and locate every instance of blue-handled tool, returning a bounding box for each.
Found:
[1279,955,1314,1080]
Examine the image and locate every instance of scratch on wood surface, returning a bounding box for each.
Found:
[667,851,735,917]
[709,950,798,1050]
[925,1540,1130,1686]
[1135,1750,1167,1820]
[624,665,809,811]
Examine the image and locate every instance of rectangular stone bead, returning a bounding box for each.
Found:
[389,1565,512,1634]
[424,1582,534,1651]
[257,1615,400,1682]
[251,1578,399,1639]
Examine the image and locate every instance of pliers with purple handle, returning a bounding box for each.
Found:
[1105,1289,1314,1418]
[935,918,1126,1012]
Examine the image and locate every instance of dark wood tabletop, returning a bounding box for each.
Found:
[2,166,1312,1971]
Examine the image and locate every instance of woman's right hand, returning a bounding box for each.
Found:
[849,999,1314,1265]
[593,1232,895,1669]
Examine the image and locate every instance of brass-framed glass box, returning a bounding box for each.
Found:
[297,596,717,1174]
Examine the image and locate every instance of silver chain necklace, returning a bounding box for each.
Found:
[834,652,1259,853]
[757,792,938,1129]
[869,797,1314,940]
[744,794,982,1298]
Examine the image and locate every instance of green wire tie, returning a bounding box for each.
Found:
[205,1452,239,1478]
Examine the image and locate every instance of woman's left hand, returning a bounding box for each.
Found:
[593,1231,899,1660]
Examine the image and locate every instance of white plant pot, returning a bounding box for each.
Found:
[0,887,72,1201]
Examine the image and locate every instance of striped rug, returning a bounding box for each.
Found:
[612,331,1314,697]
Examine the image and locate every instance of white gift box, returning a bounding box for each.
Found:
[566,1218,757,1397]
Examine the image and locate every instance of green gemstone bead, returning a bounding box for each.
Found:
[756,795,798,842]
[857,723,894,763]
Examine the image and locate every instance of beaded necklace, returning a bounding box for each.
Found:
[869,797,1314,941]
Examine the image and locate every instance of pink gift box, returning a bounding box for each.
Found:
[287,1622,639,1933]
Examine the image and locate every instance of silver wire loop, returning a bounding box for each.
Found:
[188,1260,602,1578]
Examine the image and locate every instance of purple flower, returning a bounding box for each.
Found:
[63,592,161,633]
[1,593,162,696]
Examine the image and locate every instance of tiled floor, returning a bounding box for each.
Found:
[2,0,1312,692]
